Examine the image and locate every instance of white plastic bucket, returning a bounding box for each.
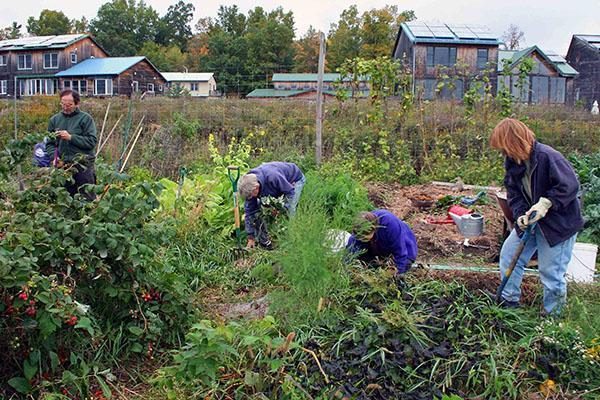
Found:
[325,229,351,253]
[566,242,598,283]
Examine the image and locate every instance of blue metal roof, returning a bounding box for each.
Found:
[400,22,501,46]
[55,57,146,77]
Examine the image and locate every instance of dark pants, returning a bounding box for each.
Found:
[66,163,96,201]
[249,216,272,247]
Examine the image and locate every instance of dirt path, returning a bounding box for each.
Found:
[367,182,506,264]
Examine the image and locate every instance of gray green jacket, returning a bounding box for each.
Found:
[46,108,97,164]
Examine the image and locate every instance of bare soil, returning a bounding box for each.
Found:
[366,182,506,264]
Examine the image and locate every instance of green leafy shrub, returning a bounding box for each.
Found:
[0,136,192,397]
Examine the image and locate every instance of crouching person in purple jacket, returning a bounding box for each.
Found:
[490,118,584,316]
[346,210,418,279]
[238,162,306,249]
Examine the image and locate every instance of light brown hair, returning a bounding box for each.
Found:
[490,118,536,163]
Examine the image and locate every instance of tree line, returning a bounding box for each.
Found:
[0,0,415,95]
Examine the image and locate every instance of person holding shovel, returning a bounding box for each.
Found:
[238,161,306,249]
[46,89,98,201]
[490,118,583,315]
[346,210,418,278]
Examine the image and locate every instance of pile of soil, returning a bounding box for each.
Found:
[366,182,506,264]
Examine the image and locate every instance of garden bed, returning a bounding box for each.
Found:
[367,182,505,263]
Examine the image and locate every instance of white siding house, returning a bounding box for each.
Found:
[162,72,218,97]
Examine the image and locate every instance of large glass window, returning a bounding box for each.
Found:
[0,80,7,94]
[426,46,457,67]
[0,55,7,66]
[94,79,113,96]
[531,76,549,103]
[18,54,32,70]
[43,53,59,69]
[549,77,566,103]
[477,49,489,69]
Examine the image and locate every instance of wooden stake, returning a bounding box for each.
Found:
[118,115,145,162]
[97,102,111,153]
[96,115,123,156]
[315,32,326,165]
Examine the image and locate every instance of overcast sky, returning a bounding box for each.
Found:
[1,0,599,55]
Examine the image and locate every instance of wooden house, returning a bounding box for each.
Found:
[497,46,578,104]
[246,73,369,100]
[162,72,219,97]
[55,56,166,97]
[392,22,501,100]
[566,35,600,108]
[0,34,108,98]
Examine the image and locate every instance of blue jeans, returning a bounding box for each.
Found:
[499,228,577,315]
[286,175,306,216]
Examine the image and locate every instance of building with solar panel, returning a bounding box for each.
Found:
[566,35,600,108]
[393,22,502,100]
[0,34,108,98]
[497,46,578,105]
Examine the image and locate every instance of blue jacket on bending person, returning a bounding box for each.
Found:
[238,162,305,248]
[346,209,418,274]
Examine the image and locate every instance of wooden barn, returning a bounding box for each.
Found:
[566,35,600,108]
[0,34,108,98]
[497,46,578,105]
[392,22,501,100]
[55,56,166,97]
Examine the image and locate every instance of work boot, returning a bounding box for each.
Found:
[497,297,520,309]
[259,239,274,251]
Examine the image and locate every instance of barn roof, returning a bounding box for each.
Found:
[55,56,161,77]
[396,22,502,46]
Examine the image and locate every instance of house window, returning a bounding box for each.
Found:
[0,80,7,94]
[43,53,59,69]
[18,54,32,70]
[0,55,7,66]
[158,84,163,92]
[147,83,154,92]
[19,79,55,96]
[531,76,549,104]
[79,80,87,94]
[64,80,71,89]
[476,49,489,69]
[71,53,77,64]
[549,77,565,103]
[190,83,199,91]
[511,75,530,102]
[132,81,139,92]
[94,79,113,96]
[417,79,436,100]
[426,46,456,67]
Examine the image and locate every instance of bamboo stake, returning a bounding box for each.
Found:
[96,102,111,153]
[96,115,123,156]
[118,115,145,161]
[119,124,144,173]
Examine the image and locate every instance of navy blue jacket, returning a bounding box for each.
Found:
[346,209,418,274]
[244,162,304,237]
[505,141,584,246]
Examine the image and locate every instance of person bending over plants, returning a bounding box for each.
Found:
[346,209,418,279]
[490,118,584,316]
[45,89,97,201]
[238,161,306,249]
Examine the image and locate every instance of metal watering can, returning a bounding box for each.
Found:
[449,212,484,238]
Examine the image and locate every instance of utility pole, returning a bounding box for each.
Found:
[315,32,326,165]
